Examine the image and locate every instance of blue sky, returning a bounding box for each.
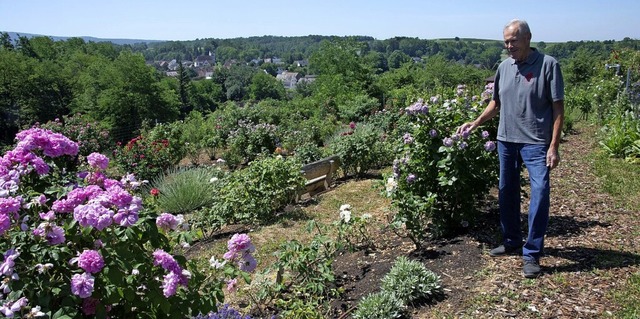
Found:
[1,0,638,42]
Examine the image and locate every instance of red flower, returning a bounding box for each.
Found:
[150,188,160,197]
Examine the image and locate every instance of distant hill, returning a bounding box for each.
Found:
[3,31,165,45]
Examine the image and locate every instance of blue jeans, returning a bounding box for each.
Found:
[497,141,550,262]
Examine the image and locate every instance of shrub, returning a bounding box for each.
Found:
[292,142,324,164]
[224,120,279,168]
[38,113,112,157]
[380,256,442,304]
[352,291,405,319]
[196,155,305,232]
[112,134,178,181]
[0,128,229,318]
[386,91,499,243]
[328,122,394,177]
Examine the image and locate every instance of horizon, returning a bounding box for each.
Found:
[1,0,639,43]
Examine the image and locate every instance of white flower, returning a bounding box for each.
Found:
[386,177,397,195]
[362,213,372,220]
[131,268,140,276]
[339,204,351,212]
[181,242,191,249]
[209,256,226,269]
[209,177,219,183]
[30,306,45,317]
[340,210,351,223]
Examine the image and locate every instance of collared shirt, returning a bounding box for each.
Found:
[493,48,564,144]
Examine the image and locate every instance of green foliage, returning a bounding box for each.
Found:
[39,113,113,157]
[149,166,222,214]
[333,204,375,251]
[204,155,305,226]
[112,134,178,181]
[292,142,324,164]
[380,256,442,304]
[224,120,279,167]
[336,94,381,122]
[352,291,406,319]
[249,73,286,100]
[328,122,394,177]
[387,91,499,243]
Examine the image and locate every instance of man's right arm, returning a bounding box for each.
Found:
[456,99,500,134]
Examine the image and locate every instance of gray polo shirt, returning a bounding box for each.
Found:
[493,48,564,144]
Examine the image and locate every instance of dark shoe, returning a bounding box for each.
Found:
[523,260,541,278]
[489,244,521,257]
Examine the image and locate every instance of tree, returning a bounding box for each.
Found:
[388,50,412,69]
[249,72,286,101]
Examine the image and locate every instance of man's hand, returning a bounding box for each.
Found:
[546,147,560,169]
[456,122,476,135]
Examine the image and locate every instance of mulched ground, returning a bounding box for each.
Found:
[329,124,640,318]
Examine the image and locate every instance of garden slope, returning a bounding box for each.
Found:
[329,124,640,318]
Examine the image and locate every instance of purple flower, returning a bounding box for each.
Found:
[71,273,95,298]
[77,250,104,274]
[0,248,19,276]
[481,131,490,139]
[153,249,181,274]
[0,196,22,216]
[402,133,414,144]
[33,222,66,245]
[406,174,416,184]
[484,141,497,152]
[239,253,258,273]
[405,99,429,115]
[156,213,179,232]
[227,233,254,253]
[73,202,113,230]
[0,215,11,236]
[161,271,181,297]
[443,137,454,147]
[87,153,109,170]
[226,278,238,292]
[458,141,468,150]
[461,129,471,140]
[429,129,438,138]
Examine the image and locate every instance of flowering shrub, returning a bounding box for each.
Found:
[224,120,279,168]
[112,134,179,180]
[386,90,498,244]
[0,128,258,318]
[38,113,112,157]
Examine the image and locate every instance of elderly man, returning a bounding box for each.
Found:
[457,19,565,278]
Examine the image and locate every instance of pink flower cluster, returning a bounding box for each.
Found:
[156,213,181,232]
[152,250,190,297]
[69,250,104,299]
[223,233,257,273]
[86,153,109,171]
[52,179,143,230]
[0,196,23,235]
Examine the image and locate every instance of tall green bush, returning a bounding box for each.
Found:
[386,89,499,244]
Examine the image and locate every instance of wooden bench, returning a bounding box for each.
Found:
[296,155,340,202]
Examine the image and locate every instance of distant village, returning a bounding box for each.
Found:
[151,51,317,89]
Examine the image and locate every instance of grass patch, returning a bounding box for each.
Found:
[612,272,640,318]
[592,150,640,210]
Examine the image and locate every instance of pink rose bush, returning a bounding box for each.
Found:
[0,128,251,317]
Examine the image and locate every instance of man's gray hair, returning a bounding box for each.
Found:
[505,19,531,35]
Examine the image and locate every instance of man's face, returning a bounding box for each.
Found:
[503,25,531,62]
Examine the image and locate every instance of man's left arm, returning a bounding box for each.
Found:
[547,100,565,169]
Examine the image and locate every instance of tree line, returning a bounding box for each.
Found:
[1,31,638,148]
